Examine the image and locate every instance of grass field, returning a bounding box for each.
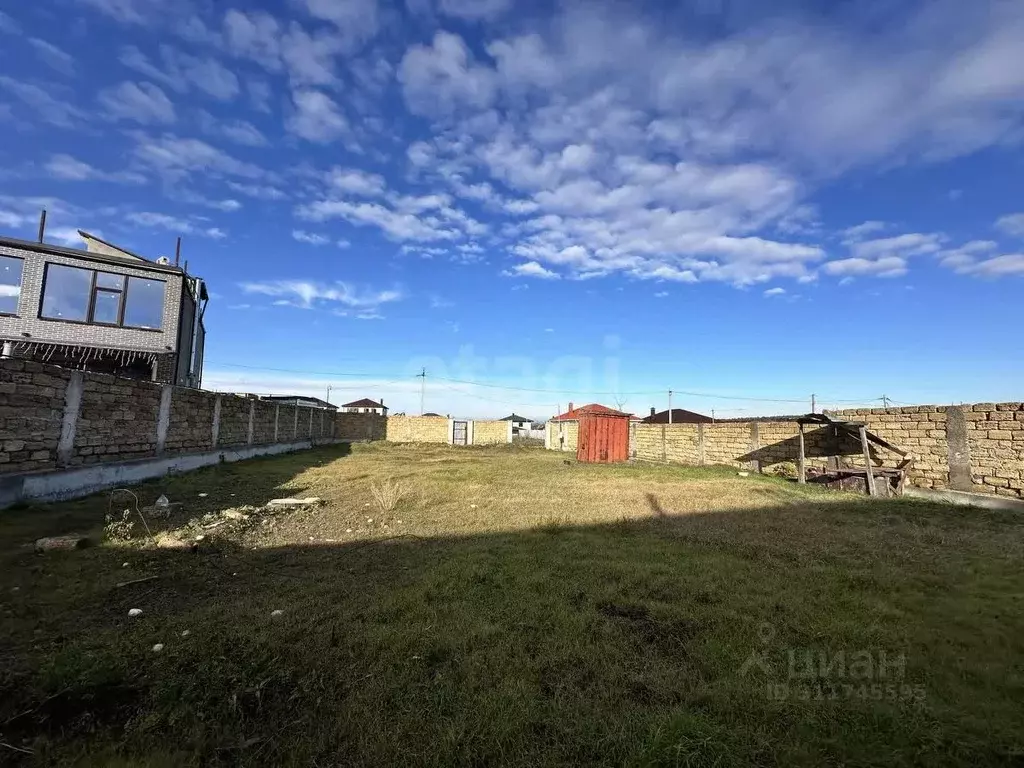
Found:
[1,443,1022,766]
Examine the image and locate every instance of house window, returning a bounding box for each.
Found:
[0,256,23,315]
[40,264,166,330]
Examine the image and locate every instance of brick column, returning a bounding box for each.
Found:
[946,406,973,491]
[56,371,84,466]
[156,384,173,454]
[211,395,222,448]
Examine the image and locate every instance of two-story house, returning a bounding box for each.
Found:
[0,229,207,387]
[341,398,388,415]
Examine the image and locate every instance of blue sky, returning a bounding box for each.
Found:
[1,0,1022,419]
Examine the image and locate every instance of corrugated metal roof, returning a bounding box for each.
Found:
[551,403,632,421]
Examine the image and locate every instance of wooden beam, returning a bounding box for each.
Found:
[859,426,877,497]
[797,422,806,484]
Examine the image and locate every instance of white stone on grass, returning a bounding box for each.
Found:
[128,608,143,618]
[152,643,164,653]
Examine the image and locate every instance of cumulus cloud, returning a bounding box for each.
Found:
[823,256,908,278]
[125,211,225,237]
[763,287,786,297]
[292,229,330,245]
[132,133,267,179]
[0,76,86,127]
[286,89,350,143]
[438,0,511,22]
[995,213,1024,237]
[504,261,559,280]
[399,32,496,116]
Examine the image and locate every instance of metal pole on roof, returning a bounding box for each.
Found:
[811,394,817,413]
[418,367,426,415]
[37,210,47,243]
[175,237,181,267]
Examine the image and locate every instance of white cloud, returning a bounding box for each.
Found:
[220,120,268,146]
[226,181,287,200]
[240,280,403,312]
[823,256,908,278]
[849,233,944,260]
[295,0,379,48]
[223,9,282,71]
[964,254,1024,276]
[29,38,75,75]
[504,261,559,280]
[99,81,176,124]
[126,211,226,238]
[399,32,496,116]
[120,45,239,100]
[286,89,350,143]
[292,229,330,245]
[438,0,511,21]
[0,10,21,33]
[329,167,385,196]
[247,79,273,112]
[842,221,888,241]
[995,213,1024,237]
[297,199,459,242]
[132,133,267,179]
[44,154,146,184]
[78,0,165,24]
[0,76,86,127]
[763,287,786,297]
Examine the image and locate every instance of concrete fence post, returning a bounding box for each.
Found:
[946,406,973,491]
[273,405,280,442]
[247,400,255,446]
[660,424,667,462]
[56,371,84,466]
[293,406,299,440]
[507,420,514,443]
[750,422,760,472]
[319,408,324,439]
[698,423,706,466]
[211,396,222,448]
[308,406,314,439]
[156,385,173,454]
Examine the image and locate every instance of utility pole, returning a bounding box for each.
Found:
[811,393,816,414]
[882,394,891,409]
[668,390,673,424]
[418,367,426,415]
[326,384,332,404]
[711,409,715,423]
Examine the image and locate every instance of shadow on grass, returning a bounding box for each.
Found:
[1,490,1022,767]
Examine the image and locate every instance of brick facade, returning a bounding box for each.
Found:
[384,415,450,443]
[473,420,509,445]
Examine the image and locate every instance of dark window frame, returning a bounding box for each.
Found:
[39,263,166,332]
[0,254,25,317]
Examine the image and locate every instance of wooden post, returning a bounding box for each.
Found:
[797,422,806,484]
[859,426,876,497]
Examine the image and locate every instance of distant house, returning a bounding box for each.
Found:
[423,412,444,417]
[641,407,712,424]
[342,398,388,415]
[500,413,532,436]
[260,395,337,411]
[0,227,207,386]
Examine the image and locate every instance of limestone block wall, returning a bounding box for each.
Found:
[252,400,278,444]
[473,420,510,445]
[545,421,579,452]
[217,395,251,448]
[0,359,338,478]
[335,412,386,441]
[75,372,162,465]
[385,415,450,443]
[0,360,71,473]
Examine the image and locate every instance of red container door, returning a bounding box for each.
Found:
[577,414,629,463]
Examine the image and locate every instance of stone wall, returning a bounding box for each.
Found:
[335,412,386,441]
[0,359,337,477]
[619,403,1024,500]
[473,420,510,445]
[545,421,579,452]
[0,361,71,473]
[831,404,1024,499]
[384,415,450,443]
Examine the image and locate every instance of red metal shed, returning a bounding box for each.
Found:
[552,403,632,463]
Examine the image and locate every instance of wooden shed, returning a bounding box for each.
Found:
[551,403,632,463]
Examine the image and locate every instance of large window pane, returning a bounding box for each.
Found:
[124,277,165,329]
[0,256,22,314]
[92,290,121,324]
[41,264,92,321]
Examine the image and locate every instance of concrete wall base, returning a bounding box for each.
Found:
[0,439,347,508]
[904,486,1024,512]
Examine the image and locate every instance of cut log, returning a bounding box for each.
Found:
[34,535,90,553]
